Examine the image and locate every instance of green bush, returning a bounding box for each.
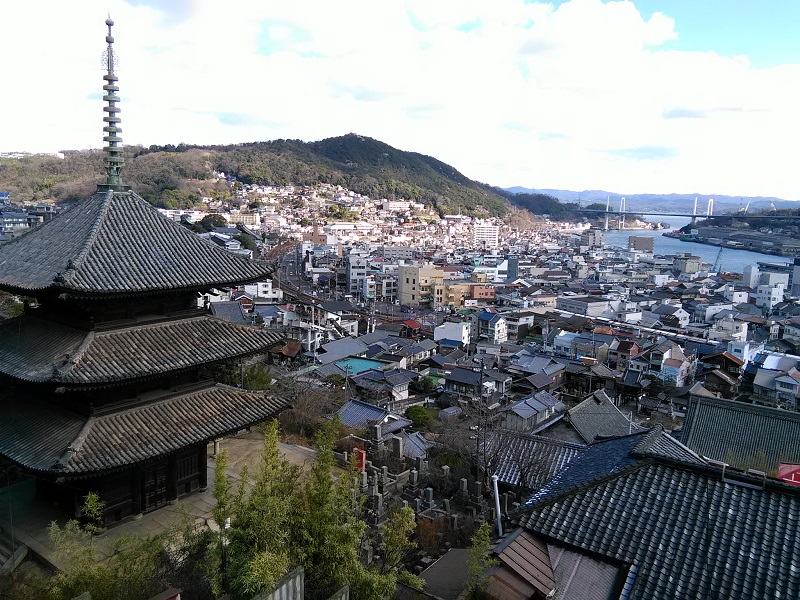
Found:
[405,405,431,427]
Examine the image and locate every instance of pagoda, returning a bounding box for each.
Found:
[0,19,289,524]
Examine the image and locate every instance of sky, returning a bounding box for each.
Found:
[3,0,800,199]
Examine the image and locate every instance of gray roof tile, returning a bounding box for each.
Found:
[0,189,271,296]
[0,315,285,384]
[489,433,585,489]
[568,394,644,443]
[335,399,388,428]
[680,396,800,471]
[515,459,800,600]
[0,384,288,474]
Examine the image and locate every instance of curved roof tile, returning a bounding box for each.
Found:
[0,315,285,384]
[0,384,289,474]
[0,189,272,296]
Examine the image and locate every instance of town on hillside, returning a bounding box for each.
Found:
[4,170,800,599]
[2,17,800,600]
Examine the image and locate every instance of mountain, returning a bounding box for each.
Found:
[505,187,799,214]
[0,135,514,217]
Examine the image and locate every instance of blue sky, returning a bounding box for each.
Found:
[633,1,800,68]
[2,0,799,199]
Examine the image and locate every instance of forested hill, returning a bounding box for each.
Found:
[213,134,510,216]
[2,134,566,217]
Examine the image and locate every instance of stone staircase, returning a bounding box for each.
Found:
[0,526,26,576]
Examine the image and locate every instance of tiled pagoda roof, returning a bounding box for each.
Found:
[0,314,285,385]
[0,189,272,297]
[0,384,289,474]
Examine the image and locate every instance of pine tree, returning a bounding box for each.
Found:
[465,522,498,599]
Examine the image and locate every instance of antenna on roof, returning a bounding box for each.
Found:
[101,17,124,188]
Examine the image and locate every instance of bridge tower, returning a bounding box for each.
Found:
[691,196,698,227]
[604,196,610,230]
[706,198,714,217]
[618,197,626,230]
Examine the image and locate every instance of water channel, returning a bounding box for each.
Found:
[601,215,792,275]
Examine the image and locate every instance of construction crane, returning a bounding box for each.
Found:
[738,198,752,214]
[712,247,724,273]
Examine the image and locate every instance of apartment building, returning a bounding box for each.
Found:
[473,220,500,249]
[398,264,444,307]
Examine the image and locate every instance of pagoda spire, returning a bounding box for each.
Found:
[101,17,124,188]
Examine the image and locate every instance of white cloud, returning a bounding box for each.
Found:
[1,0,798,199]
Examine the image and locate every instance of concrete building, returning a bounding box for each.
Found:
[742,264,760,288]
[434,281,471,308]
[398,264,444,307]
[381,245,415,261]
[754,284,784,313]
[673,254,702,274]
[346,254,368,297]
[556,296,614,317]
[243,280,284,303]
[580,229,604,249]
[473,220,500,249]
[473,311,508,344]
[434,321,471,347]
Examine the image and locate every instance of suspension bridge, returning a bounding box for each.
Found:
[577,197,796,230]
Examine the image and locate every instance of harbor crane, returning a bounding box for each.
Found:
[738,198,752,214]
[712,247,724,273]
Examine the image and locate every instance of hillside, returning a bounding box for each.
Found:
[0,135,515,217]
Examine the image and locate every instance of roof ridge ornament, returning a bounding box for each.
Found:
[101,17,125,189]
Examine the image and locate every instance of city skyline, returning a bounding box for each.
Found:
[3,0,800,199]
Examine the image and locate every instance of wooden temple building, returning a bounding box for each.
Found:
[0,19,289,525]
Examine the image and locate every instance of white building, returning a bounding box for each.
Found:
[346,253,369,297]
[434,321,471,347]
[243,280,284,303]
[742,264,760,288]
[473,220,500,249]
[753,284,784,313]
[722,285,750,304]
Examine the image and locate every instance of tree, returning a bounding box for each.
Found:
[0,291,24,318]
[243,363,272,391]
[209,417,411,600]
[47,495,171,600]
[405,405,431,428]
[293,417,370,599]
[410,376,436,394]
[234,233,257,251]
[199,213,228,231]
[465,522,497,599]
[278,375,346,440]
[221,421,299,599]
[376,506,422,590]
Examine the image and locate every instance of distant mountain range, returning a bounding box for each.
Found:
[504,187,799,214]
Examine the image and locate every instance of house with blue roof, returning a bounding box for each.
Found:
[472,311,507,344]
